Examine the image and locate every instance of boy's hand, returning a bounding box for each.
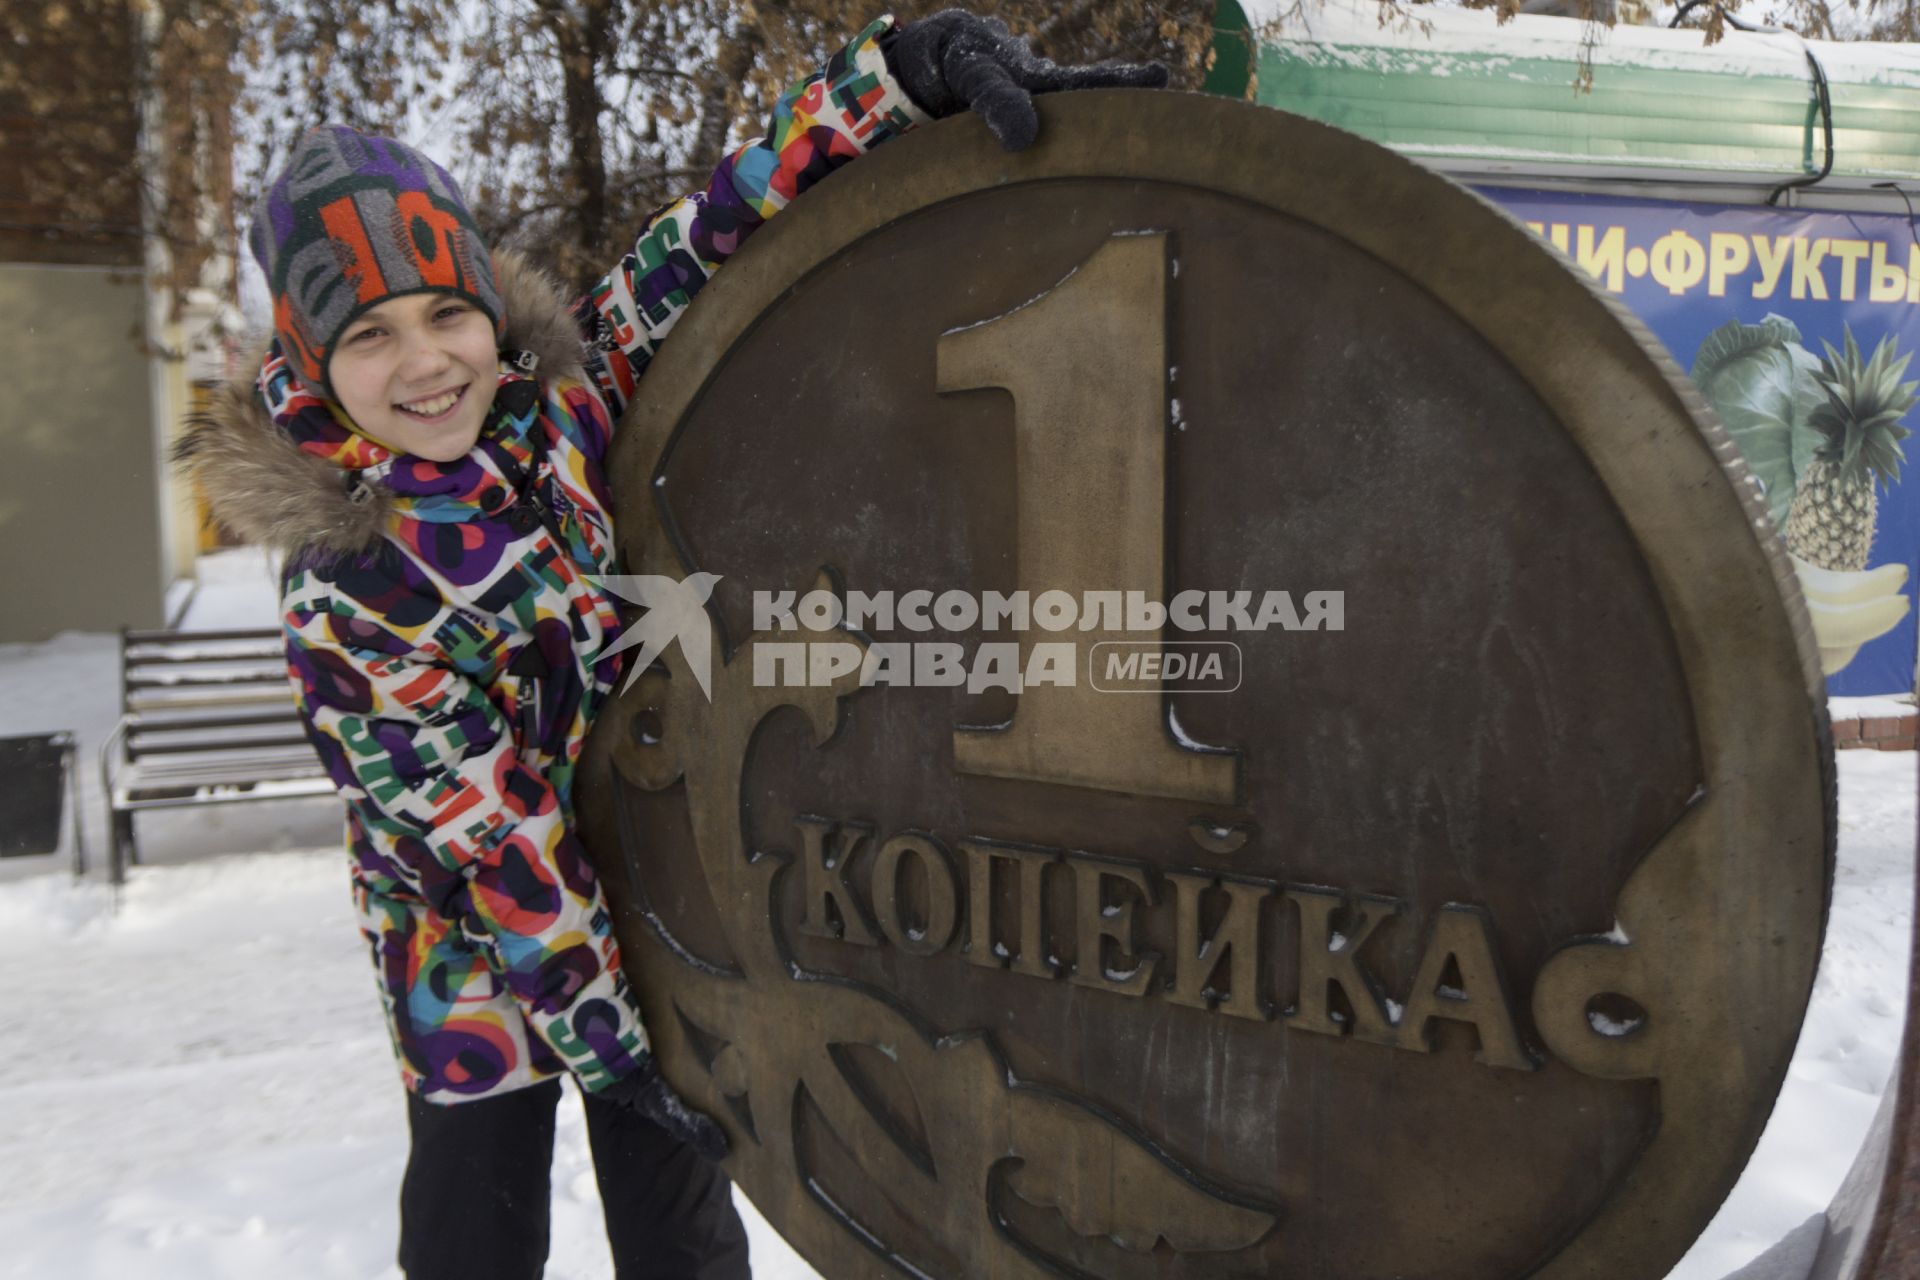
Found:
[887,10,1169,152]
[603,1056,730,1162]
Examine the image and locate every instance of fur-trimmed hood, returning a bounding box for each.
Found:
[173,248,589,557]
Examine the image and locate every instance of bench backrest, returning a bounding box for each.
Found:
[118,627,308,759]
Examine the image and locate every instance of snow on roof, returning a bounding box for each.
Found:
[1241,0,1920,86]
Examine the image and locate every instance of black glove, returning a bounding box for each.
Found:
[601,1055,730,1162]
[884,10,1169,152]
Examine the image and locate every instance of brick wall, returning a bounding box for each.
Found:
[1834,715,1919,751]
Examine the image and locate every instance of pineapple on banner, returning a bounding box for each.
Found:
[1486,189,1920,695]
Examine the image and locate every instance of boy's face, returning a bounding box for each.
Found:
[329,293,498,462]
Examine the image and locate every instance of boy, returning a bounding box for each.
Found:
[177,10,1162,1278]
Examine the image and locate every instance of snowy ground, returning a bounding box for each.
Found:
[0,549,1911,1279]
[0,550,821,1278]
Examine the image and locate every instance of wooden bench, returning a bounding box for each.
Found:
[100,627,334,884]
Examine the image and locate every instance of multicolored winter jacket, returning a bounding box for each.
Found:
[178,19,927,1105]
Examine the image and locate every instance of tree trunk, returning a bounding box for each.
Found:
[689,21,763,178]
[537,0,612,269]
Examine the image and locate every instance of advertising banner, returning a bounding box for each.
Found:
[1485,188,1920,697]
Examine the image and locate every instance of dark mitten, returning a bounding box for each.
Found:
[885,9,1169,152]
[600,1055,730,1162]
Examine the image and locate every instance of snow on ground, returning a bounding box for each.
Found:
[0,548,819,1280]
[0,850,816,1280]
[1670,747,1915,1280]
[0,548,1912,1279]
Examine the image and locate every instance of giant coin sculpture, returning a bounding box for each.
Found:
[575,92,1835,1279]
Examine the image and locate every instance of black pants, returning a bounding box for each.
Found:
[398,1078,751,1280]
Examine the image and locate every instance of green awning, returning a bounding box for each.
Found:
[1207,0,1920,185]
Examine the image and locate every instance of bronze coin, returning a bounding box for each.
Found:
[578,92,1835,1280]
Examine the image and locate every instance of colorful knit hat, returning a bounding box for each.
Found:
[247,125,504,402]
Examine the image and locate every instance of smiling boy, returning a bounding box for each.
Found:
[175,12,1164,1278]
[330,295,500,461]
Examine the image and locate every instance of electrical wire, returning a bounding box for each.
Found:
[1872,182,1920,253]
[1667,0,1835,204]
[1768,46,1835,205]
